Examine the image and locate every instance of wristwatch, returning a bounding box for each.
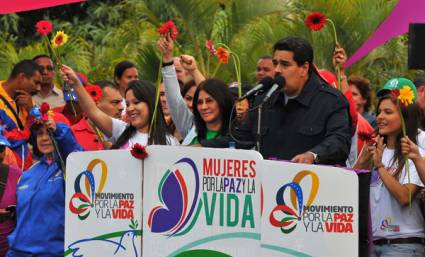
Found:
[308,151,320,164]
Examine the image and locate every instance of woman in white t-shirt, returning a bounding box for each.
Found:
[355,92,425,256]
[60,65,178,149]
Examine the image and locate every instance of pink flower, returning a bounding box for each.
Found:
[206,40,216,56]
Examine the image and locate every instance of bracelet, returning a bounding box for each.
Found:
[162,60,174,67]
[375,164,385,170]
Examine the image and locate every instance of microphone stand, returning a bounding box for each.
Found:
[255,75,284,151]
[255,102,264,151]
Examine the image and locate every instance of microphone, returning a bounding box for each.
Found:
[238,76,273,100]
[262,75,285,104]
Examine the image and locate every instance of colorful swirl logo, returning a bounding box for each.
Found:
[269,170,319,234]
[148,158,200,237]
[380,217,391,230]
[69,159,108,220]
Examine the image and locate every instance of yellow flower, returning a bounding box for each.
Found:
[51,31,69,48]
[398,85,415,107]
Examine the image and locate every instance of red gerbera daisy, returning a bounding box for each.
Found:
[40,102,50,114]
[158,20,179,41]
[36,20,53,36]
[85,85,103,103]
[216,47,229,64]
[205,40,216,56]
[130,143,148,160]
[305,12,327,31]
[40,102,51,122]
[389,89,400,102]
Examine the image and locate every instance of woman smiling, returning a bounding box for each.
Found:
[60,65,178,149]
[355,78,425,257]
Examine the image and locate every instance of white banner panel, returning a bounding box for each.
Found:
[64,150,142,257]
[261,160,358,257]
[143,146,263,257]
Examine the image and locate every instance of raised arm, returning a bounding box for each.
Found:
[60,65,113,138]
[180,55,206,86]
[158,35,194,137]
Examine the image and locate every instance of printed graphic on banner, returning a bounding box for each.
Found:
[148,157,200,236]
[65,150,142,257]
[261,161,358,257]
[69,159,135,221]
[269,170,319,234]
[268,170,354,235]
[143,146,262,257]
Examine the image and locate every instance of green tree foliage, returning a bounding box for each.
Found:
[0,0,419,97]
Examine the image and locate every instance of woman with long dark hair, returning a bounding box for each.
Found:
[187,79,234,145]
[60,65,178,149]
[354,78,425,256]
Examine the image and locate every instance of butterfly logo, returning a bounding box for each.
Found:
[148,158,200,237]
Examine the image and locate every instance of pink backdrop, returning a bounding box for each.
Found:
[0,0,85,14]
[346,0,425,67]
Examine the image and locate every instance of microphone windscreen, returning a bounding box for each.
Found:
[273,75,285,89]
[260,76,274,89]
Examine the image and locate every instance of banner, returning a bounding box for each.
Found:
[0,0,85,14]
[346,0,425,67]
[64,150,142,257]
[143,146,263,257]
[261,160,358,257]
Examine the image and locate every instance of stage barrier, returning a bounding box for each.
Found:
[65,146,359,257]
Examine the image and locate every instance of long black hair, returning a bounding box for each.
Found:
[114,61,136,80]
[112,80,169,148]
[377,94,420,178]
[192,79,234,141]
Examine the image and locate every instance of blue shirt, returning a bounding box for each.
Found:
[7,123,82,256]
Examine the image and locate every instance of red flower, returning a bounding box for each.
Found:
[216,47,229,64]
[36,20,53,36]
[85,85,103,103]
[358,132,376,145]
[40,102,51,122]
[305,12,327,31]
[40,102,50,114]
[389,89,400,102]
[205,40,216,56]
[158,20,179,40]
[130,143,148,160]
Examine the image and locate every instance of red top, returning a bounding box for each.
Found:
[71,117,104,151]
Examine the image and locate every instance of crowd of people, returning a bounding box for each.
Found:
[0,33,425,256]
